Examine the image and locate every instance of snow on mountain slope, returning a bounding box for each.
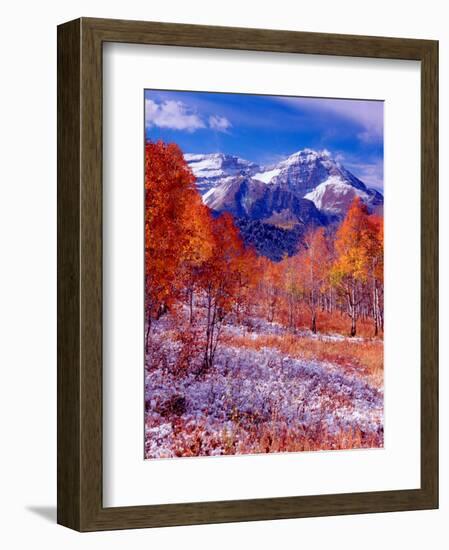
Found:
[185,153,260,194]
[253,167,281,183]
[186,148,383,218]
[187,148,383,261]
[304,176,370,215]
[203,176,267,217]
[203,174,326,230]
[267,148,369,197]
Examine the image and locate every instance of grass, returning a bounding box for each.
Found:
[310,311,383,339]
[145,310,384,458]
[151,417,383,458]
[223,331,383,388]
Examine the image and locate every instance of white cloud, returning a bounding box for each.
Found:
[145,99,205,132]
[277,97,384,144]
[145,99,233,134]
[208,115,232,133]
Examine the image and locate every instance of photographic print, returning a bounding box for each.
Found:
[144,90,384,459]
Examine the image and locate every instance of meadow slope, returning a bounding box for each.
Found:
[145,314,383,459]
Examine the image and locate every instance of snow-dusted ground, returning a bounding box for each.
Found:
[144,317,383,459]
[224,318,368,344]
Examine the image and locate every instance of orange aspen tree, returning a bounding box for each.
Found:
[282,254,303,330]
[232,246,259,324]
[332,198,372,337]
[364,215,384,336]
[145,140,212,349]
[262,260,283,323]
[298,227,330,333]
[198,213,246,370]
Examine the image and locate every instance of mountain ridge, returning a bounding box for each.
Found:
[185,148,383,261]
[186,148,383,216]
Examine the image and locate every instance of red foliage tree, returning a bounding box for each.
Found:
[297,227,331,333]
[198,213,249,369]
[145,140,212,349]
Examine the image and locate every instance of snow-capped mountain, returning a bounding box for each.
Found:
[184,153,260,195]
[255,149,336,195]
[202,175,326,228]
[185,148,383,260]
[187,148,383,217]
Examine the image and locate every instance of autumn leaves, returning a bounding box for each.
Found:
[279,200,384,338]
[145,141,256,366]
[252,200,383,340]
[145,140,384,372]
[332,199,383,336]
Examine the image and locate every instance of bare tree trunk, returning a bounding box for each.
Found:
[210,313,223,368]
[373,285,380,336]
[268,296,276,323]
[288,296,294,330]
[188,288,194,324]
[348,286,357,337]
[203,290,222,371]
[145,305,153,354]
[208,301,218,366]
[350,314,357,337]
[203,292,212,369]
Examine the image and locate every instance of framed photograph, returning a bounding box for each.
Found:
[57,17,438,531]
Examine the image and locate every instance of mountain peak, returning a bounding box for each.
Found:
[184,152,260,194]
[284,148,332,163]
[184,148,383,218]
[183,148,383,261]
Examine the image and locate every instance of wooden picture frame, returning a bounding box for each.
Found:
[57,17,438,531]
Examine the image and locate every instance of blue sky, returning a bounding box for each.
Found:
[144,89,384,190]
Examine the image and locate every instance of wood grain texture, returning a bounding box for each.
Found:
[79,19,104,529]
[84,17,434,59]
[420,40,439,503]
[57,18,81,531]
[57,17,439,532]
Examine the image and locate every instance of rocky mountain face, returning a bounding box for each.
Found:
[203,176,327,226]
[184,153,260,195]
[185,149,383,261]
